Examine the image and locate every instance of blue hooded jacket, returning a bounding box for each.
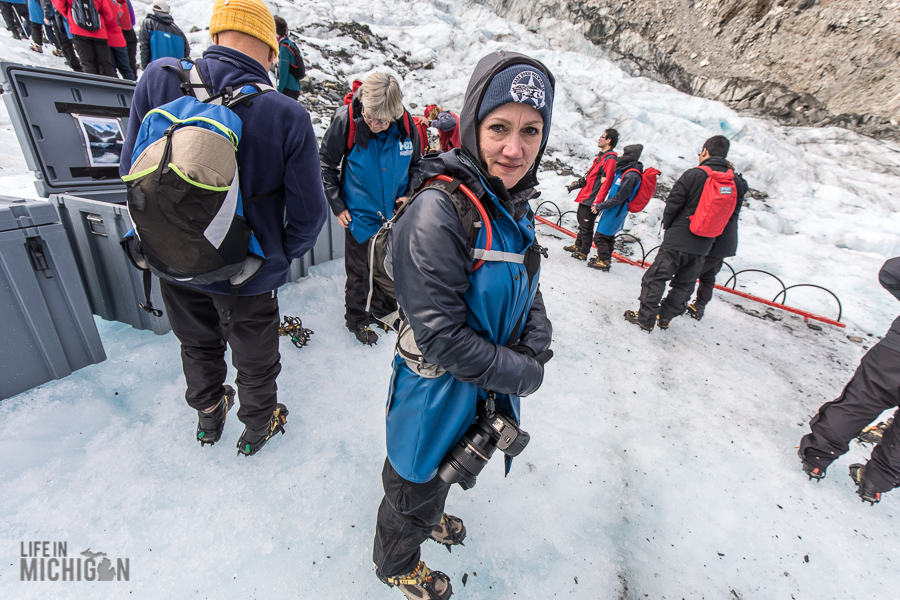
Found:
[120,46,328,296]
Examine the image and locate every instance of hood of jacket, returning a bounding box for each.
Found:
[698,156,732,171]
[617,160,643,174]
[458,51,556,198]
[149,12,175,26]
[615,144,643,170]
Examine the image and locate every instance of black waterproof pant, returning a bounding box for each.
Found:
[110,45,135,80]
[373,458,452,578]
[690,256,725,307]
[799,341,900,493]
[637,248,705,327]
[593,232,616,263]
[344,229,396,330]
[1,2,28,36]
[574,203,597,255]
[122,27,138,76]
[72,35,115,77]
[160,281,282,431]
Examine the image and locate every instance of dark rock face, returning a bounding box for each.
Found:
[477,0,900,140]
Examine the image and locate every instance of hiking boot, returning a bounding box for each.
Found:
[379,560,452,600]
[571,251,587,260]
[857,418,893,445]
[686,302,705,321]
[370,320,390,333]
[196,385,235,446]
[430,513,466,552]
[799,450,827,482]
[29,43,42,53]
[236,404,288,456]
[52,49,64,58]
[624,310,653,332]
[587,256,610,271]
[849,464,881,505]
[562,244,578,253]
[11,29,22,40]
[657,315,671,330]
[352,325,378,346]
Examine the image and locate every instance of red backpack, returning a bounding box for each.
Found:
[342,80,363,105]
[622,167,660,213]
[689,166,737,237]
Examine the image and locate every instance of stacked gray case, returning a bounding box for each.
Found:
[1,62,342,336]
[0,196,106,400]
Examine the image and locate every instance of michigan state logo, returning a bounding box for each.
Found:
[509,71,546,110]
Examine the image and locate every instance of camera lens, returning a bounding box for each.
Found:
[437,423,498,489]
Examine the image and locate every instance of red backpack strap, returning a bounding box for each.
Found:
[623,167,641,178]
[346,101,356,152]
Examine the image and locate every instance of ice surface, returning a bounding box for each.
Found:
[1,1,899,598]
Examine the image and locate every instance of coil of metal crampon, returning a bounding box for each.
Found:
[278,316,313,348]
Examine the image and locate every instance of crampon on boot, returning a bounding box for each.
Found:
[562,244,578,253]
[570,251,587,261]
[857,418,893,445]
[624,310,653,332]
[657,315,671,330]
[379,560,452,600]
[686,302,705,321]
[587,256,610,271]
[197,385,235,446]
[236,404,288,456]
[430,513,466,552]
[849,464,881,505]
[353,325,379,346]
[799,450,827,482]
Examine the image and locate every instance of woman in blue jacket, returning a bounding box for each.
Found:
[371,52,555,600]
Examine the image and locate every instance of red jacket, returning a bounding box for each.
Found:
[435,111,460,152]
[52,0,116,40]
[413,116,430,154]
[103,0,125,47]
[116,0,132,30]
[574,150,617,206]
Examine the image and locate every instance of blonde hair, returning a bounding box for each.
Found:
[360,72,404,122]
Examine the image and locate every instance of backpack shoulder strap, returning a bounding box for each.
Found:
[346,101,357,153]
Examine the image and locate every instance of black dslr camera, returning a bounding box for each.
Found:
[437,392,530,490]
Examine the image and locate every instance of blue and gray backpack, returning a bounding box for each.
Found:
[121,59,277,316]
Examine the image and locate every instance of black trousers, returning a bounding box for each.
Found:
[122,27,138,76]
[109,45,135,80]
[592,232,616,263]
[160,281,282,431]
[344,229,396,330]
[690,256,725,307]
[0,2,27,35]
[281,88,300,100]
[72,35,115,77]
[637,248,705,327]
[574,203,597,254]
[51,12,81,71]
[800,341,900,493]
[373,458,452,578]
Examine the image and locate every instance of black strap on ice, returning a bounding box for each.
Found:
[139,270,163,317]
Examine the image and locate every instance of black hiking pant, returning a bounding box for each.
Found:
[690,256,725,307]
[592,232,616,263]
[0,2,27,35]
[574,203,597,254]
[72,35,115,77]
[160,281,282,431]
[344,229,397,330]
[799,341,900,493]
[373,458,452,578]
[637,248,705,327]
[122,27,138,76]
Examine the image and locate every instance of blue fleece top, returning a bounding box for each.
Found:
[120,46,328,295]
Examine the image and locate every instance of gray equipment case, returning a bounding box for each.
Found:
[0,196,106,400]
[1,62,343,337]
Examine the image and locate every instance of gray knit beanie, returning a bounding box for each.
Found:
[476,64,553,147]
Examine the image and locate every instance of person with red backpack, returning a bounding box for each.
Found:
[424,104,460,152]
[625,135,741,331]
[564,128,618,260]
[586,144,642,271]
[52,0,117,76]
[273,15,304,100]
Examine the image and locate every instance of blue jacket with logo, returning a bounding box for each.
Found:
[138,12,189,70]
[385,151,552,483]
[120,46,328,296]
[594,162,642,236]
[319,92,422,243]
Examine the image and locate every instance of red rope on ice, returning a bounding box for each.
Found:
[534,215,845,329]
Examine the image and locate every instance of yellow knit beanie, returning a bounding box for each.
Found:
[209,0,279,56]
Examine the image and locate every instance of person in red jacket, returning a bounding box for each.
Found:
[412,115,430,154]
[103,0,133,79]
[424,104,460,152]
[564,128,618,259]
[51,0,116,76]
[115,0,138,77]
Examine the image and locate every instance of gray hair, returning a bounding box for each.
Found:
[360,72,404,122]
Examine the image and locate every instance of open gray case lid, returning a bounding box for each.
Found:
[0,62,135,198]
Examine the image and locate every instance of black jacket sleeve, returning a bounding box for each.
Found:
[594,170,640,212]
[662,171,693,230]
[392,191,546,397]
[516,288,552,357]
[880,257,900,302]
[139,21,151,70]
[319,106,350,215]
[404,114,423,196]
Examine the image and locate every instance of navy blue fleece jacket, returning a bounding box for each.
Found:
[120,45,327,295]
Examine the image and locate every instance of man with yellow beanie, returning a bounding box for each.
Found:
[120,0,327,457]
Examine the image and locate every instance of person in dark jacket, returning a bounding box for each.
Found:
[52,0,116,76]
[273,15,303,99]
[319,72,422,346]
[120,0,327,457]
[685,164,748,320]
[564,128,618,259]
[799,257,900,504]
[424,104,461,152]
[372,51,555,600]
[102,0,133,79]
[625,135,741,331]
[138,0,189,70]
[587,144,642,271]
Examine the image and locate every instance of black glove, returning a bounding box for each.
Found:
[513,345,553,365]
[565,178,585,193]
